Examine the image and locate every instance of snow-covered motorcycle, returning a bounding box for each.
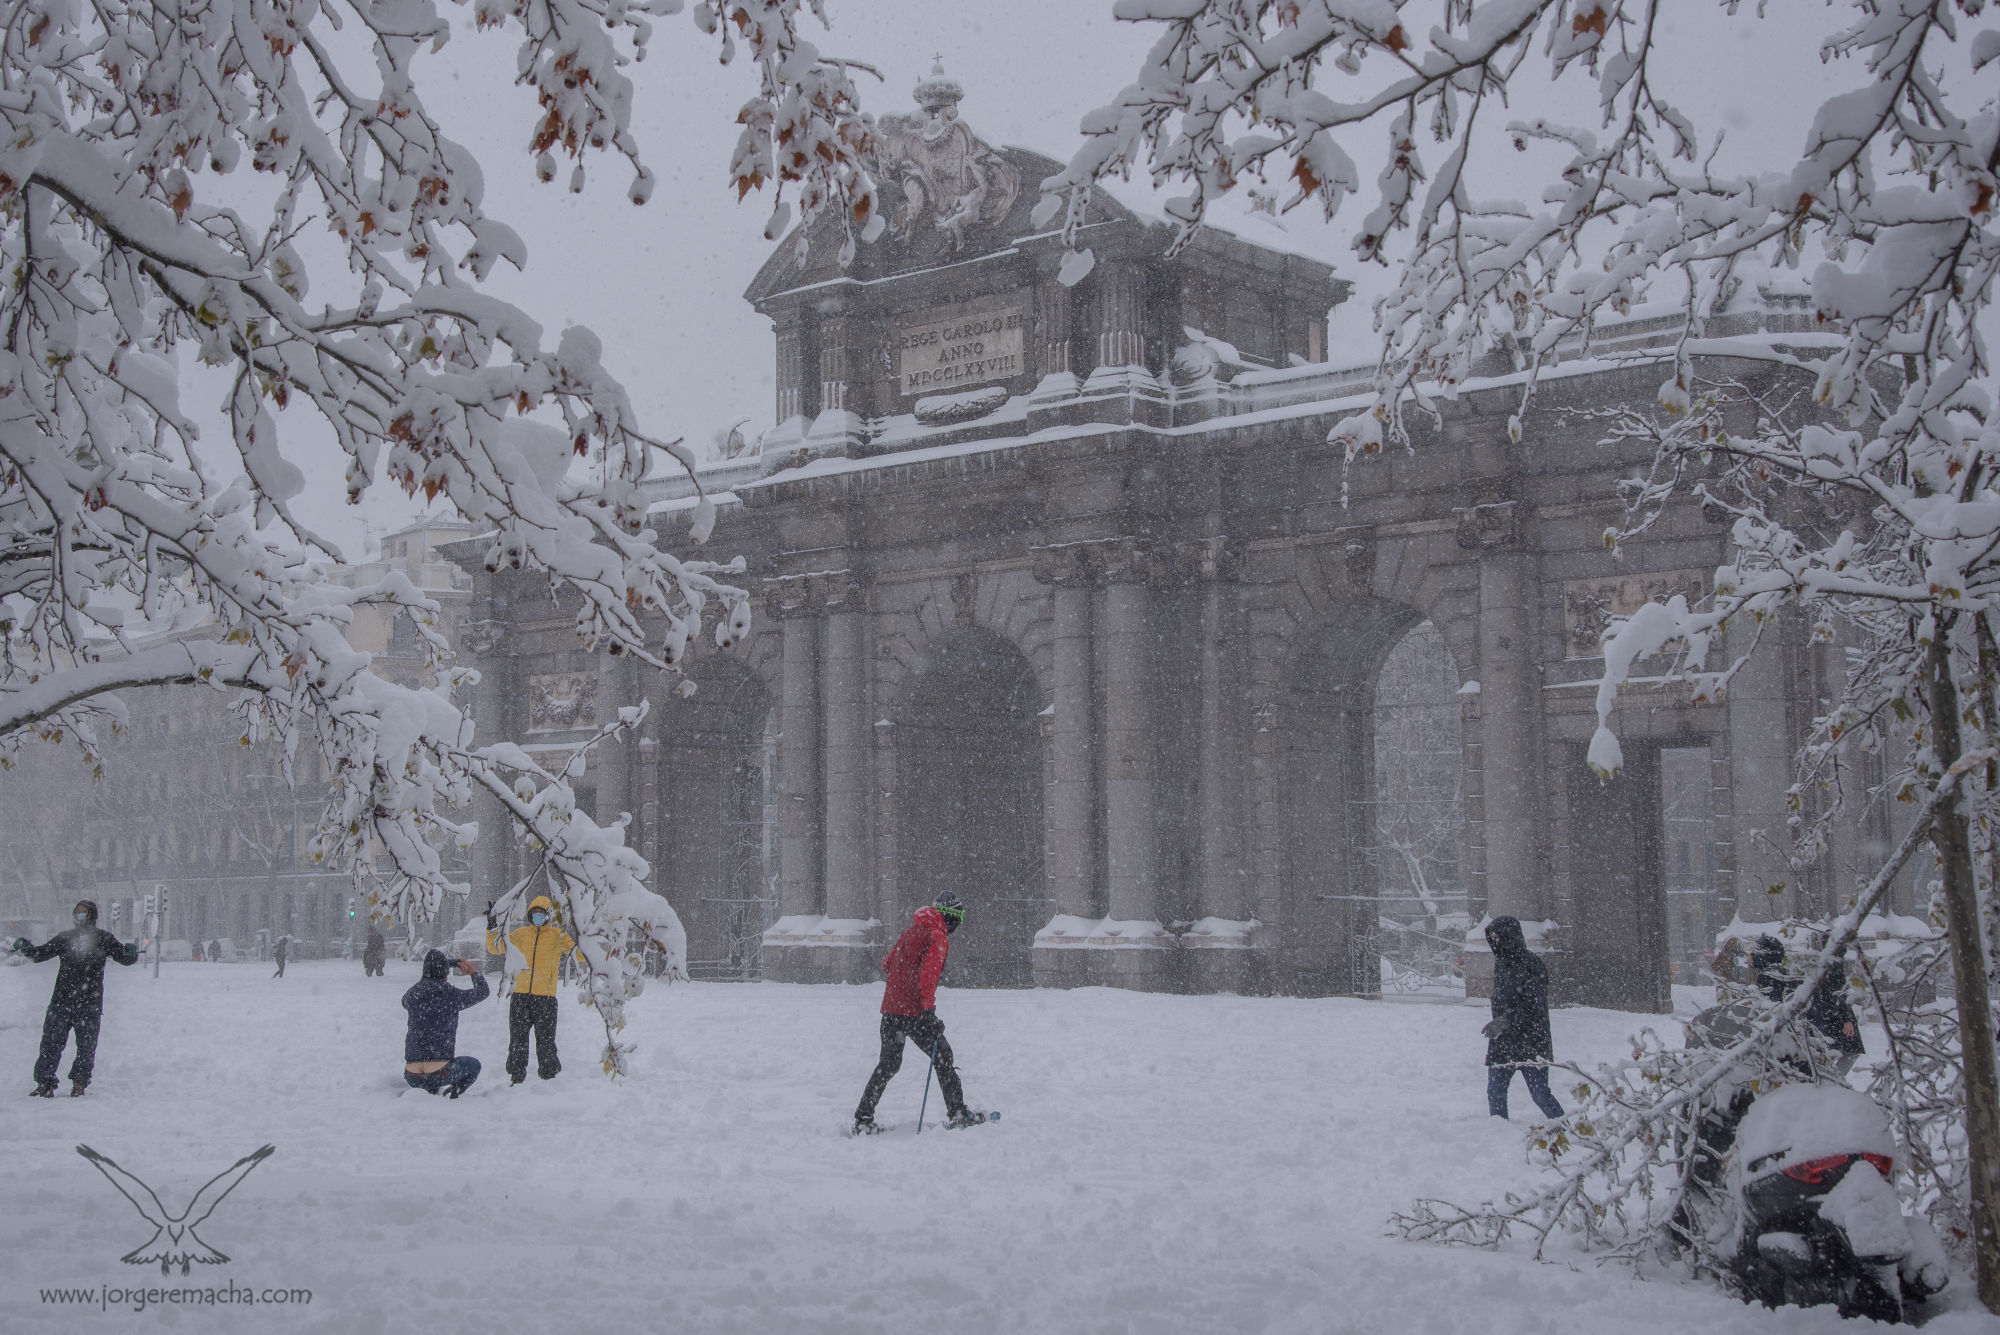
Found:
[1726,1083,1947,1322]
[1671,999,1948,1322]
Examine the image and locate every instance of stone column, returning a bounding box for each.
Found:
[593,651,636,827]
[1046,580,1096,916]
[774,603,821,924]
[773,309,807,424]
[820,588,873,931]
[806,301,866,455]
[1726,618,1799,922]
[1100,542,1170,985]
[1094,264,1145,371]
[1469,529,1544,926]
[818,303,855,414]
[463,615,516,910]
[1036,269,1074,381]
[1186,536,1257,988]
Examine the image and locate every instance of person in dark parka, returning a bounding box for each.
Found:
[400,949,488,1097]
[12,900,142,1097]
[1752,934,1865,1078]
[1483,915,1564,1120]
[272,934,288,978]
[363,926,386,977]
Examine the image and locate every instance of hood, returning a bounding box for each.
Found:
[1751,935,1786,970]
[1485,915,1528,957]
[526,895,555,922]
[914,905,948,933]
[72,899,98,925]
[422,948,453,979]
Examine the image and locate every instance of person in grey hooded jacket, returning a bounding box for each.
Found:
[1483,915,1564,1120]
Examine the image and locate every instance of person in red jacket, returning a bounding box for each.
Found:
[852,891,985,1134]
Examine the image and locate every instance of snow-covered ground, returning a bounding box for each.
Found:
[1,959,1994,1334]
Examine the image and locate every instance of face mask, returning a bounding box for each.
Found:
[530,912,549,927]
[73,914,91,927]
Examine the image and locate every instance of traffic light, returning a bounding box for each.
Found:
[142,893,154,918]
[156,887,169,914]
[346,896,356,919]
[109,901,121,926]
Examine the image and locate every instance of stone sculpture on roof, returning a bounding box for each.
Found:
[875,63,1022,253]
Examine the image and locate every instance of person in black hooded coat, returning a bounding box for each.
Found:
[1483,915,1564,1120]
[13,899,142,1097]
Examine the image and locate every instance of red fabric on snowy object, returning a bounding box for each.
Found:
[880,907,951,1015]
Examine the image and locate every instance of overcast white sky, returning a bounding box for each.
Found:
[282,0,1832,554]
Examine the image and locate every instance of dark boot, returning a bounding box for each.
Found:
[944,1108,988,1129]
[850,1116,884,1137]
[29,1083,55,1098]
[69,1080,87,1098]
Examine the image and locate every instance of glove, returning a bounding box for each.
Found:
[9,937,25,953]
[1481,1019,1504,1038]
[484,904,499,929]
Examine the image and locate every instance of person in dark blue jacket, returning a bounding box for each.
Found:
[13,900,143,1097]
[401,948,488,1097]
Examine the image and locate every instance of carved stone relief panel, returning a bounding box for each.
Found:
[527,671,597,732]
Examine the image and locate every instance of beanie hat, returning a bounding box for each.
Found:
[932,891,965,929]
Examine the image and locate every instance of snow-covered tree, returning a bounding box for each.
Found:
[1049,0,2000,1305]
[0,0,879,1073]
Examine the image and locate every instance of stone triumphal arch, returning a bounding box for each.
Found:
[453,71,1905,1010]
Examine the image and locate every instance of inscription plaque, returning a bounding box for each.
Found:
[897,307,1024,395]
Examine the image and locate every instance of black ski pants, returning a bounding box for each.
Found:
[507,992,560,1081]
[856,1011,964,1122]
[35,1002,102,1088]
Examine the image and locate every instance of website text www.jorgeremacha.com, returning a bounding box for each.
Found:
[39,1280,311,1312]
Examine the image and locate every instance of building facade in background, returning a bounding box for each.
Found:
[0,520,474,958]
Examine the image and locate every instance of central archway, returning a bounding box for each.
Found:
[896,630,1046,987]
[652,659,774,980]
[1279,598,1465,997]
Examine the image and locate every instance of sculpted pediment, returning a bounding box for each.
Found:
[875,66,1023,255]
[745,66,1135,302]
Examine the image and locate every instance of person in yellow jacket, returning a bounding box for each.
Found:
[485,895,578,1084]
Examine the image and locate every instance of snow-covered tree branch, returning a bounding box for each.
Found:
[0,0,876,1074]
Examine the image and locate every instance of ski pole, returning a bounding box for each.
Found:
[915,1037,939,1135]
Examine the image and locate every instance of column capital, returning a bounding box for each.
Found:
[1454,499,1522,550]
[763,567,865,617]
[1163,536,1245,585]
[1029,537,1157,588]
[458,617,506,656]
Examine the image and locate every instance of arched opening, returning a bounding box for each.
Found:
[652,660,776,980]
[1279,600,1451,997]
[896,631,1045,988]
[1366,619,1468,994]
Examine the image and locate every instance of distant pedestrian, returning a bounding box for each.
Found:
[1483,915,1564,1121]
[363,926,386,978]
[209,938,222,963]
[12,900,142,1097]
[486,895,577,1084]
[272,935,288,978]
[400,949,488,1097]
[851,891,987,1134]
